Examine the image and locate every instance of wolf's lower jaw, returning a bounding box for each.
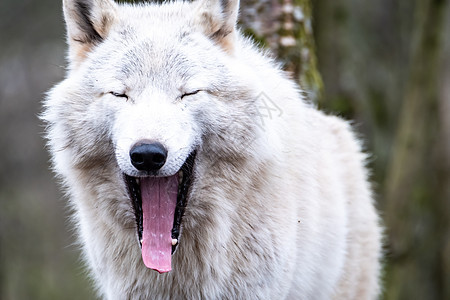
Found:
[123,151,196,270]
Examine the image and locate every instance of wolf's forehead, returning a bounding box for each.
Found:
[114,38,196,83]
[103,4,211,79]
[101,24,217,82]
[120,39,179,69]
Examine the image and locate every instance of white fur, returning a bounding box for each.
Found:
[43,0,382,299]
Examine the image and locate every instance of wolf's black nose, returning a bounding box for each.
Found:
[130,142,168,172]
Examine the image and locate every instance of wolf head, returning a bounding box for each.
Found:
[45,0,269,273]
[62,0,245,177]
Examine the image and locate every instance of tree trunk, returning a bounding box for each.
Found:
[383,0,449,299]
[239,0,323,101]
[439,9,450,298]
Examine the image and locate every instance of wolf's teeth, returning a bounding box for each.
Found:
[140,239,143,244]
[178,171,184,182]
[135,178,140,185]
[171,239,178,246]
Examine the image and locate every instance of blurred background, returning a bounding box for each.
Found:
[0,0,448,299]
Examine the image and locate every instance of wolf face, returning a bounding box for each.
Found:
[63,0,241,173]
[46,0,261,273]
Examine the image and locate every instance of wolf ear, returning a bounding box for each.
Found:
[63,0,117,67]
[194,0,240,52]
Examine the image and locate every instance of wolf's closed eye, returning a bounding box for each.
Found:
[180,90,201,100]
[109,91,129,100]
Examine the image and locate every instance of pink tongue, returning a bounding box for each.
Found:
[140,175,178,273]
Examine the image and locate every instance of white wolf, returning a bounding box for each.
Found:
[43,0,382,299]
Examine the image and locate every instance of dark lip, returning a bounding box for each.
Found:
[123,151,196,254]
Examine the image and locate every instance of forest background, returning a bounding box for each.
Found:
[0,0,449,299]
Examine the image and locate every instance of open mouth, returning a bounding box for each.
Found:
[123,151,196,273]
